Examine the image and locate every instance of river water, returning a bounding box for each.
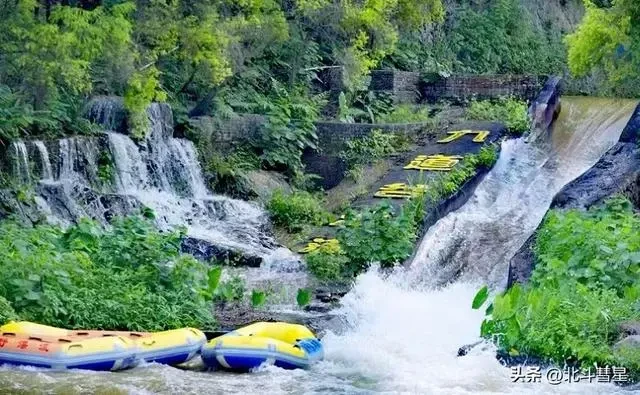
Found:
[0,97,637,394]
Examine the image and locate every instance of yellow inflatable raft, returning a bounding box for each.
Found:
[201,322,323,371]
[0,333,137,371]
[0,321,206,368]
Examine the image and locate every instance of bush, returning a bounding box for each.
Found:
[467,97,531,135]
[377,104,431,124]
[0,296,18,325]
[426,146,498,201]
[0,215,215,331]
[340,130,410,169]
[474,197,640,375]
[480,283,638,370]
[533,197,640,295]
[267,190,328,232]
[305,242,350,282]
[337,201,419,273]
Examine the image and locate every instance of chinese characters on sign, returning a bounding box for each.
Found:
[510,366,630,385]
[437,130,491,144]
[298,238,339,254]
[373,183,427,199]
[403,154,463,171]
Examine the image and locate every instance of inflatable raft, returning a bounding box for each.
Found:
[0,321,206,370]
[0,333,137,371]
[201,322,323,371]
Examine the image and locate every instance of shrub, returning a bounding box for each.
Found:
[0,215,215,331]
[340,130,410,169]
[479,283,638,370]
[533,197,640,295]
[305,242,350,282]
[467,97,531,135]
[337,201,418,273]
[267,190,328,232]
[377,104,431,124]
[0,296,18,325]
[474,197,640,375]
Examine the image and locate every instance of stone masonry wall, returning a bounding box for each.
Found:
[188,114,267,150]
[423,74,547,103]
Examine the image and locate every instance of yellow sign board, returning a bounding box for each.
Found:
[298,238,339,254]
[374,183,428,199]
[437,130,490,144]
[404,154,463,171]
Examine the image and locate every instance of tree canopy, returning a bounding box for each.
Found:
[566,0,640,96]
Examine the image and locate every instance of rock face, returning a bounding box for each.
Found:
[508,102,640,286]
[619,321,640,337]
[552,143,640,210]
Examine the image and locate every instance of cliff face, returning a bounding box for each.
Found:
[519,0,584,36]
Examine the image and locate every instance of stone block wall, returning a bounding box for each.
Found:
[369,70,421,104]
[189,114,266,149]
[423,74,547,102]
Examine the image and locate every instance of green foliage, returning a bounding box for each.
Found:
[251,289,267,308]
[196,144,261,197]
[425,147,498,202]
[377,105,431,124]
[478,283,637,370]
[467,98,531,135]
[337,200,419,273]
[253,83,324,171]
[267,190,328,232]
[475,197,640,374]
[341,130,409,169]
[214,275,246,303]
[566,0,640,96]
[0,296,18,325]
[533,197,640,295]
[305,241,350,282]
[97,150,114,187]
[337,91,394,124]
[296,288,311,308]
[0,215,215,331]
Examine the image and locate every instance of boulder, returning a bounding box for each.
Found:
[180,236,262,267]
[619,321,640,337]
[243,170,291,201]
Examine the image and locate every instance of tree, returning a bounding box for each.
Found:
[566,0,640,95]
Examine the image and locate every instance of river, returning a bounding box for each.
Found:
[0,97,637,394]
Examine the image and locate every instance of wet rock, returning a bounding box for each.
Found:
[619,321,640,337]
[552,142,640,210]
[84,96,128,134]
[213,302,347,337]
[457,341,483,357]
[181,236,263,267]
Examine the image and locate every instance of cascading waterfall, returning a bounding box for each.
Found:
[5,100,302,283]
[33,141,53,181]
[10,141,30,184]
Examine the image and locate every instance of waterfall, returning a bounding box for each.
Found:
[33,141,53,181]
[10,141,30,183]
[107,131,150,192]
[410,97,638,288]
[3,99,301,284]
